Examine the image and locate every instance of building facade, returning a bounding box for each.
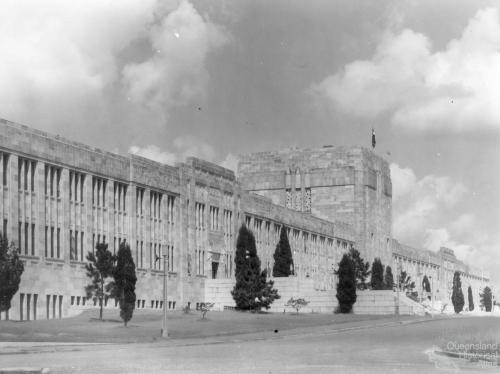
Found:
[0,119,355,321]
[238,147,392,265]
[0,118,489,320]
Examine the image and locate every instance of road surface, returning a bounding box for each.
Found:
[1,316,499,373]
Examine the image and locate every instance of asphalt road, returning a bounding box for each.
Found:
[1,316,499,373]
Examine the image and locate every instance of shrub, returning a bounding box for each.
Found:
[272,225,294,277]
[467,286,474,312]
[85,242,115,320]
[232,225,279,311]
[480,286,492,312]
[347,247,370,290]
[0,233,24,313]
[384,266,394,290]
[451,271,464,314]
[335,253,356,313]
[111,241,137,326]
[285,297,310,314]
[422,275,431,293]
[201,302,215,319]
[370,258,384,290]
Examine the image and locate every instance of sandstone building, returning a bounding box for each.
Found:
[0,118,489,320]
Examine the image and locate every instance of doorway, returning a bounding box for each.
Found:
[211,261,219,279]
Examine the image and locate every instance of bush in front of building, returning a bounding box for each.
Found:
[480,286,492,312]
[111,241,137,326]
[468,285,474,312]
[285,297,309,314]
[232,225,279,311]
[0,233,24,313]
[335,253,356,313]
[272,225,294,277]
[422,275,431,294]
[85,242,116,321]
[348,247,371,290]
[384,266,394,290]
[451,271,465,314]
[370,258,385,290]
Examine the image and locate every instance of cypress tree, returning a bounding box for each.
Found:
[112,241,137,326]
[85,242,115,320]
[370,258,385,290]
[467,285,474,312]
[335,253,356,313]
[232,225,279,310]
[451,271,465,314]
[480,286,492,312]
[272,226,294,277]
[422,275,431,293]
[347,247,370,290]
[0,233,24,313]
[384,266,394,290]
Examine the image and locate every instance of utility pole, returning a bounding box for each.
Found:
[161,253,168,338]
[395,260,400,316]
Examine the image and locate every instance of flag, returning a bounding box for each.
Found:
[372,128,376,149]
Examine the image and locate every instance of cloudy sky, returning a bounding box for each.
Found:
[1,0,499,288]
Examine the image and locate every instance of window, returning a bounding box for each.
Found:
[1,152,9,187]
[210,206,219,230]
[45,164,61,197]
[195,202,205,229]
[285,188,292,208]
[31,223,35,256]
[92,176,107,207]
[150,191,162,220]
[167,195,175,224]
[304,188,311,212]
[136,187,144,215]
[69,171,85,203]
[114,182,127,212]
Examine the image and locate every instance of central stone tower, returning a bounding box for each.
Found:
[238,146,392,265]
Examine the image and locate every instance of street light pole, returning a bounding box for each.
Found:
[396,260,400,316]
[161,253,168,338]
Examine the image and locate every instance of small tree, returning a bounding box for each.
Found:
[480,286,492,312]
[398,271,416,294]
[85,242,115,320]
[112,241,137,326]
[467,286,474,312]
[370,258,384,290]
[232,225,279,311]
[272,225,294,277]
[451,271,464,314]
[0,233,24,313]
[422,275,431,293]
[285,297,309,314]
[200,302,214,319]
[347,247,371,290]
[335,253,356,313]
[384,266,394,290]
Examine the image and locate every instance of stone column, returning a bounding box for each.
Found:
[9,155,19,248]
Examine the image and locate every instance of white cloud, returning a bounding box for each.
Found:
[0,0,228,132]
[219,153,239,173]
[129,137,235,170]
[313,7,500,132]
[0,0,157,128]
[391,163,499,284]
[391,163,468,244]
[129,135,216,165]
[122,0,229,110]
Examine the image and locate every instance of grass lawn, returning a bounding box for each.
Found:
[0,309,403,343]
